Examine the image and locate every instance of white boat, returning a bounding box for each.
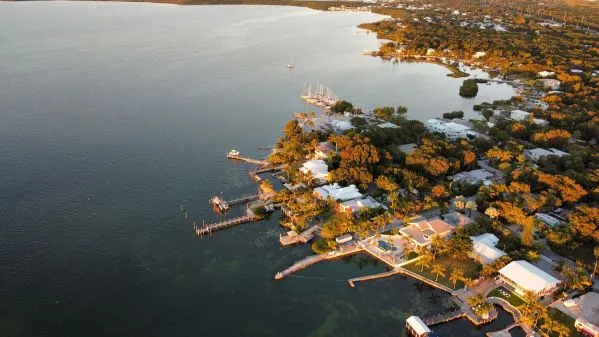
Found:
[287,56,295,69]
[227,149,240,158]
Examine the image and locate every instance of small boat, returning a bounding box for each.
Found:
[287,56,295,69]
[227,149,240,158]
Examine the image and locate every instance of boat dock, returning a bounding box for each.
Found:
[275,243,363,280]
[195,214,261,237]
[348,269,401,287]
[423,309,465,326]
[279,225,321,246]
[227,153,269,166]
[209,194,260,213]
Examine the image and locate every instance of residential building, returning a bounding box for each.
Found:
[470,233,506,264]
[299,159,329,182]
[510,109,531,121]
[524,148,569,162]
[540,78,561,90]
[338,196,382,216]
[378,122,400,129]
[442,212,472,227]
[313,183,362,202]
[314,142,336,160]
[449,169,495,186]
[473,51,486,59]
[398,143,417,155]
[535,213,562,228]
[425,119,471,140]
[538,71,555,78]
[498,260,561,297]
[399,218,456,248]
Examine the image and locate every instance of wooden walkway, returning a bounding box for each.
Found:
[348,269,400,287]
[423,309,465,326]
[227,155,269,166]
[195,215,260,237]
[396,267,455,294]
[275,243,363,280]
[226,194,260,206]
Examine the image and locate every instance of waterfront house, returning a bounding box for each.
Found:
[425,119,471,140]
[335,233,353,244]
[538,70,555,78]
[399,218,455,248]
[498,260,561,297]
[299,160,329,183]
[313,183,362,202]
[338,196,382,216]
[441,212,472,227]
[524,148,569,163]
[406,316,432,337]
[470,233,506,264]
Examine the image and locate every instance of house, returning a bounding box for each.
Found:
[406,316,432,337]
[510,109,531,121]
[473,51,487,59]
[313,183,362,202]
[426,48,436,56]
[314,142,336,160]
[535,213,562,227]
[378,122,400,129]
[470,233,506,264]
[425,119,471,140]
[449,169,495,186]
[570,69,584,74]
[540,78,561,90]
[398,143,417,155]
[442,212,473,227]
[338,196,382,216]
[335,233,353,244]
[330,119,353,132]
[299,160,329,182]
[524,148,569,162]
[498,260,561,297]
[538,71,555,78]
[400,218,456,248]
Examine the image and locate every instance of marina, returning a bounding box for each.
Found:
[300,83,340,109]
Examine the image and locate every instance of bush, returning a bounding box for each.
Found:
[459,79,479,97]
[443,110,464,119]
[331,100,354,114]
[312,238,335,254]
[252,206,267,218]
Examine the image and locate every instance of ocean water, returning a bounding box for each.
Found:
[0,2,514,336]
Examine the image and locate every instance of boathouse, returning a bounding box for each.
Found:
[406,316,431,337]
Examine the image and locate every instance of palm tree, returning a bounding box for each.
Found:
[449,267,465,289]
[541,318,559,335]
[431,263,446,282]
[416,254,433,272]
[556,325,571,337]
[465,200,477,216]
[485,207,499,219]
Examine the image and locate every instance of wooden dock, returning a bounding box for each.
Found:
[227,154,269,166]
[348,269,401,287]
[195,214,260,237]
[423,309,465,326]
[275,243,363,280]
[226,194,260,206]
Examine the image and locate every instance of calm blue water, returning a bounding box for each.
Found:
[0,2,514,336]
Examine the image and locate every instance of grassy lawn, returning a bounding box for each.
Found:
[487,287,525,307]
[403,255,482,289]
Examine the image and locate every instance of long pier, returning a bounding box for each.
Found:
[275,243,363,280]
[227,154,269,166]
[423,309,465,326]
[396,267,455,294]
[348,269,401,287]
[195,214,260,237]
[226,194,260,206]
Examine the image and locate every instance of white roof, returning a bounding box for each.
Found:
[398,143,417,155]
[378,122,399,129]
[499,260,560,294]
[535,213,561,227]
[406,316,431,335]
[339,196,381,212]
[314,183,362,201]
[471,235,505,264]
[299,160,329,181]
[444,122,470,131]
[472,233,499,246]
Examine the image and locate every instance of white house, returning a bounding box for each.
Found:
[538,71,555,78]
[471,233,506,264]
[313,183,362,202]
[426,119,471,140]
[450,169,495,186]
[535,213,562,228]
[540,79,561,90]
[510,109,531,121]
[498,260,561,297]
[338,196,382,216]
[524,148,569,162]
[473,51,487,59]
[299,160,329,182]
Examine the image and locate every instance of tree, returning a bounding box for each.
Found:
[521,221,535,247]
[465,200,477,216]
[396,105,408,115]
[449,267,465,289]
[569,205,599,239]
[485,207,499,219]
[454,196,465,211]
[431,263,447,282]
[330,100,353,114]
[373,106,395,120]
[416,253,433,272]
[459,79,479,97]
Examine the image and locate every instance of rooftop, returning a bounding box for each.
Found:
[314,183,362,202]
[499,260,560,294]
